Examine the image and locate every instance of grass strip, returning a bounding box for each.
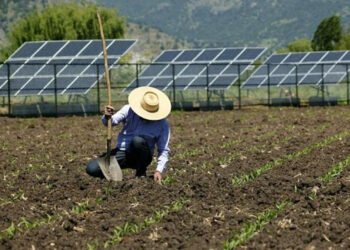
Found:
[223,201,291,250]
[232,130,350,186]
[91,198,189,249]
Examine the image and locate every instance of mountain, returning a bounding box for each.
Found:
[0,0,189,61]
[96,0,350,50]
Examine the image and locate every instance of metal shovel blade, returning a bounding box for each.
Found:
[97,156,123,181]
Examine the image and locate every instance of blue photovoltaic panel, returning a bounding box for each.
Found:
[175,50,201,62]
[0,39,136,96]
[216,49,243,61]
[34,42,66,57]
[195,49,221,61]
[79,41,108,56]
[343,52,350,61]
[11,43,44,58]
[125,47,266,92]
[243,51,350,88]
[56,41,90,57]
[155,51,182,62]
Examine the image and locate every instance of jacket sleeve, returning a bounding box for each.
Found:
[102,105,130,126]
[156,120,171,173]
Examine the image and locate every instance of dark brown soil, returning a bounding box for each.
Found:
[0,106,350,249]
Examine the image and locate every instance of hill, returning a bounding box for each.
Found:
[97,0,350,50]
[0,0,189,62]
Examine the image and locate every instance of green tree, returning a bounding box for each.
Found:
[336,28,350,50]
[311,15,342,51]
[278,38,312,53]
[1,2,125,61]
[287,38,312,52]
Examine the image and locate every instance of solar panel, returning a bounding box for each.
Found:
[124,47,266,92]
[0,39,136,96]
[243,51,350,88]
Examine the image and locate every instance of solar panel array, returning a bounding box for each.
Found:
[0,40,136,96]
[242,51,350,88]
[125,47,266,91]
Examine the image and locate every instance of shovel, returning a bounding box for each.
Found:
[96,12,123,182]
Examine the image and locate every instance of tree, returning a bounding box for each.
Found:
[1,2,125,61]
[287,38,312,52]
[311,15,342,51]
[336,28,350,50]
[278,38,312,53]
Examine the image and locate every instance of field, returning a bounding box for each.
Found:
[1,106,350,249]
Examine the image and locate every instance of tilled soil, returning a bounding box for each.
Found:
[0,106,350,249]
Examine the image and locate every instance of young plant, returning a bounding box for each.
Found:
[100,199,189,248]
[72,200,90,214]
[223,201,291,249]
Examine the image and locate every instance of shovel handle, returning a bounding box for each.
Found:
[97,12,113,145]
[97,12,112,106]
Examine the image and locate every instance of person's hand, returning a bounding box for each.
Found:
[154,171,162,183]
[104,105,115,119]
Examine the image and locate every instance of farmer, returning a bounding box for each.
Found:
[86,86,171,182]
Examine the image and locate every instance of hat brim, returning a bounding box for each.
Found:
[128,87,172,120]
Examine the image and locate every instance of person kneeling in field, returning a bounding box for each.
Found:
[86,86,171,182]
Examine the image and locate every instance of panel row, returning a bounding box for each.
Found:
[154,48,266,63]
[243,51,350,88]
[0,76,99,96]
[124,47,266,91]
[9,40,136,60]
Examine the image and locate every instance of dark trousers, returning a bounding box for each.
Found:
[86,136,152,178]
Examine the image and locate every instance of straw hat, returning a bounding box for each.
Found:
[128,86,171,120]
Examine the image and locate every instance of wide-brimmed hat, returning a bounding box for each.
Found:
[128,86,171,120]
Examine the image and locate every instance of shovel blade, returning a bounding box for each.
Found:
[109,156,123,181]
[97,156,123,181]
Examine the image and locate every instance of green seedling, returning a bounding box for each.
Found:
[87,240,99,250]
[96,197,103,205]
[104,186,111,197]
[160,175,174,185]
[100,199,189,248]
[223,201,291,249]
[4,222,18,239]
[320,155,350,184]
[72,200,90,214]
[1,142,8,150]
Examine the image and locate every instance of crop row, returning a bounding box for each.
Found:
[87,129,350,247]
[0,109,348,248]
[0,121,344,242]
[223,154,350,249]
[112,127,350,248]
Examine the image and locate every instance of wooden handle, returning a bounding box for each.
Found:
[97,12,112,141]
[97,12,112,107]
